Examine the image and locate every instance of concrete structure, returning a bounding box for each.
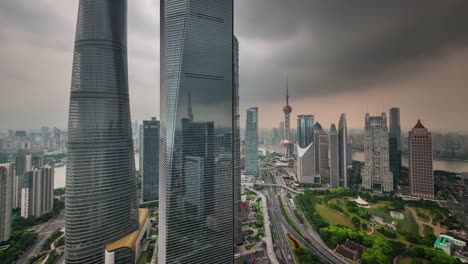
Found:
[329,124,339,188]
[297,115,314,148]
[66,1,140,263]
[296,143,317,183]
[338,114,349,188]
[14,154,44,210]
[159,1,235,263]
[21,165,54,218]
[245,107,259,176]
[142,117,160,202]
[362,113,393,192]
[105,209,151,264]
[389,107,402,187]
[0,163,13,242]
[282,82,294,158]
[409,120,434,199]
[433,234,466,255]
[314,122,329,183]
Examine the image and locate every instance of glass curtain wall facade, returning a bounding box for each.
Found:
[159,1,234,263]
[142,118,160,202]
[233,36,242,245]
[338,114,348,188]
[65,1,139,263]
[297,115,314,148]
[329,124,339,187]
[245,107,258,176]
[389,107,402,187]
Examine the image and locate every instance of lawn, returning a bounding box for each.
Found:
[398,208,420,235]
[370,205,394,223]
[315,204,353,228]
[137,251,149,264]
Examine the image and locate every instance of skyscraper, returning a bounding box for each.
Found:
[279,121,285,144]
[296,143,316,183]
[21,165,54,218]
[389,107,402,187]
[233,36,242,245]
[297,115,314,148]
[362,113,393,192]
[0,163,13,242]
[314,122,329,183]
[66,1,139,263]
[142,117,160,202]
[338,114,349,188]
[15,154,44,210]
[245,107,259,176]
[409,120,434,199]
[329,124,339,188]
[389,108,402,150]
[159,1,234,263]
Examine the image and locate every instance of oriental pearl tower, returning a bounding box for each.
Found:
[282,80,293,159]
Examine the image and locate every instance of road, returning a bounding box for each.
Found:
[245,186,280,264]
[16,211,65,264]
[266,168,347,264]
[263,170,295,264]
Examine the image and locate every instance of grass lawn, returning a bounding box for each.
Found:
[287,236,301,263]
[370,205,394,223]
[137,251,149,264]
[315,204,354,228]
[398,208,420,235]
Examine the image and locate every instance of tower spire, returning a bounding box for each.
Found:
[286,77,289,106]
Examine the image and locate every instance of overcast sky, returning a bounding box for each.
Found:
[1,0,468,133]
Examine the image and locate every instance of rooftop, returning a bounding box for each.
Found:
[106,208,150,254]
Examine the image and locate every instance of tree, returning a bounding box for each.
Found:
[351,216,360,227]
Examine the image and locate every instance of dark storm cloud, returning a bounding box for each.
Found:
[235,0,468,99]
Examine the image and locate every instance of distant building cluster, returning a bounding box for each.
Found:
[0,154,54,243]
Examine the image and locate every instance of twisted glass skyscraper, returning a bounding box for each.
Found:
[66,1,139,263]
[159,0,234,263]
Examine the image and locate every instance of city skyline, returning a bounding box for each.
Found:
[1,1,468,133]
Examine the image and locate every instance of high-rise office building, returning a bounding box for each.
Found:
[233,36,242,245]
[159,1,235,263]
[389,107,402,187]
[329,124,339,188]
[66,1,141,263]
[139,124,144,171]
[314,122,329,183]
[0,163,13,242]
[297,143,316,183]
[21,165,54,218]
[141,117,160,202]
[297,115,314,148]
[279,121,285,143]
[338,114,348,188]
[362,113,393,192]
[389,108,402,150]
[409,120,434,199]
[245,107,259,176]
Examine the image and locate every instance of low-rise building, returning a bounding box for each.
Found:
[105,208,151,264]
[434,235,466,255]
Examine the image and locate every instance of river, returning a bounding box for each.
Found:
[352,151,468,173]
[54,154,140,189]
[54,152,468,189]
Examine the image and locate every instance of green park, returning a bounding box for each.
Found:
[294,189,463,264]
